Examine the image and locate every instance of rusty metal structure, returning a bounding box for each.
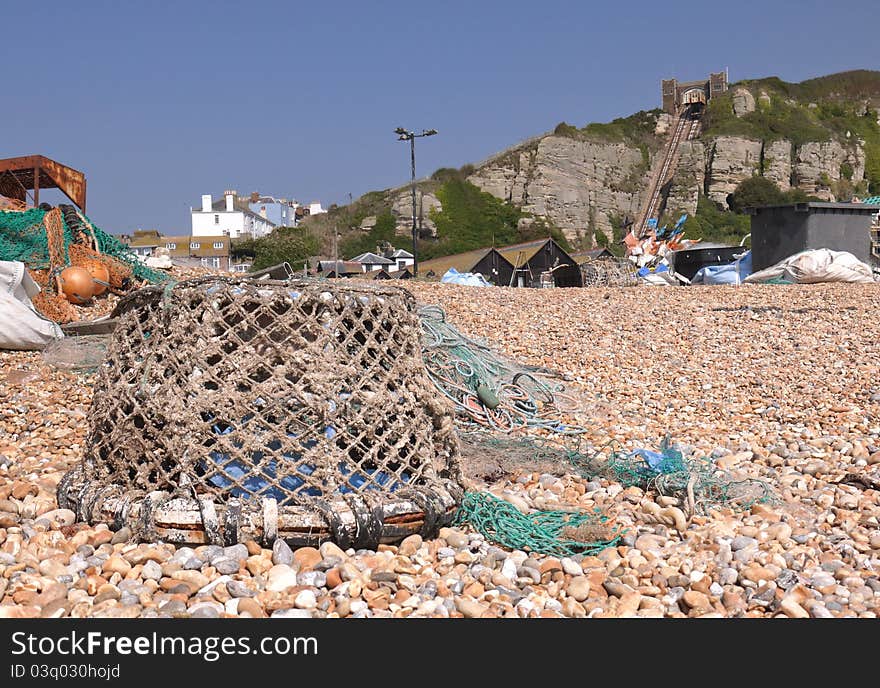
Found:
[0,155,87,211]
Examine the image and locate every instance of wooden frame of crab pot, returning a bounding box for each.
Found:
[57,466,462,549]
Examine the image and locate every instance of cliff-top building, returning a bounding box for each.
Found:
[661,71,728,114]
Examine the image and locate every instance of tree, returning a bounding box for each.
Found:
[726,176,785,213]
[339,211,398,258]
[245,227,322,271]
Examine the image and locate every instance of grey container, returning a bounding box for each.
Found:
[747,202,877,272]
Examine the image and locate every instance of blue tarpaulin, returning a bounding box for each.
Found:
[691,250,752,285]
[440,267,492,287]
[637,264,669,277]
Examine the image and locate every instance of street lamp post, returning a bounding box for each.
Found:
[395,127,437,277]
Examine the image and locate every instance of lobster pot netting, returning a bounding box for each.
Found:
[579,257,639,287]
[60,278,463,547]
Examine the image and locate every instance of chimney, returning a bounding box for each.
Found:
[201,194,212,212]
[224,190,237,212]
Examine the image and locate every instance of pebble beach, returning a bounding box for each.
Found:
[2,281,880,618]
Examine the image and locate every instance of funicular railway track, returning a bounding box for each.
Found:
[635,104,700,237]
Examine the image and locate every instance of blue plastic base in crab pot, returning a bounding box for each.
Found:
[205,452,247,490]
[336,461,413,494]
[204,450,322,502]
[202,416,415,501]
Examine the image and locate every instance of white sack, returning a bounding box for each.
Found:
[145,246,173,269]
[745,249,876,285]
[0,260,64,350]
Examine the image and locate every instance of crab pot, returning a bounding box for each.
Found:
[58,277,462,548]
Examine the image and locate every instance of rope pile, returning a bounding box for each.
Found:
[419,305,583,435]
[455,491,620,557]
[464,430,773,516]
[417,307,773,553]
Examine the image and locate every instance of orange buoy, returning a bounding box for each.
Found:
[83,261,111,296]
[58,266,95,305]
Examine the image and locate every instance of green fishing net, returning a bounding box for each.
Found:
[0,206,170,284]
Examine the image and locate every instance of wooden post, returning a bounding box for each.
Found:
[33,166,40,206]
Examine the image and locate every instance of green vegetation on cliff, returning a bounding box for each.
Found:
[702,70,880,192]
[555,109,662,163]
[339,211,398,258]
[747,70,880,104]
[302,165,569,263]
[678,196,751,247]
[725,176,814,213]
[703,91,830,146]
[424,177,569,260]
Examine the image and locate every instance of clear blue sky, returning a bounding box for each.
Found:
[2,0,876,234]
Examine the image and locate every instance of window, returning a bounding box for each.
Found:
[190,242,200,249]
[213,241,224,249]
[166,242,176,250]
[398,260,406,270]
[214,214,220,224]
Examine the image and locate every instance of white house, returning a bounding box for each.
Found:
[192,190,276,239]
[350,252,395,272]
[390,249,414,271]
[248,193,298,228]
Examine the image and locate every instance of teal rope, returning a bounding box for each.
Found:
[419,305,580,434]
[455,491,621,557]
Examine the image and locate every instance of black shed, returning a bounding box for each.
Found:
[497,238,583,287]
[470,248,515,286]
